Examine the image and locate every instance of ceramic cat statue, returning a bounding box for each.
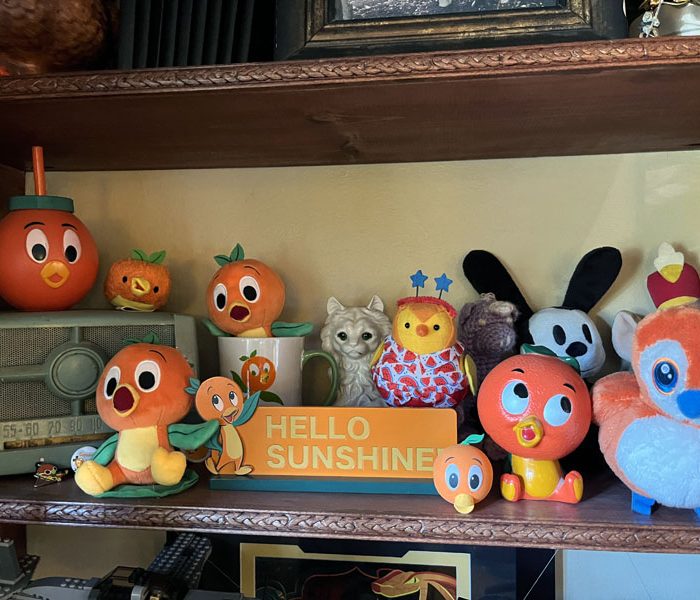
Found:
[320,295,391,407]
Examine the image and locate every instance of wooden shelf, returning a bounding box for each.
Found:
[1,473,699,553]
[1,37,700,171]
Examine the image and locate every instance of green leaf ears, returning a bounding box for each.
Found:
[213,243,245,266]
[460,433,485,446]
[250,349,257,358]
[130,249,167,264]
[239,355,248,362]
[230,371,248,394]
[123,332,161,346]
[520,344,581,374]
[184,377,201,396]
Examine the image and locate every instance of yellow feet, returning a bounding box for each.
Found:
[501,474,523,502]
[75,461,115,496]
[234,465,253,476]
[151,447,186,486]
[563,471,584,503]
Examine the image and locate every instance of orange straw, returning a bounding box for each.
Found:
[32,146,46,196]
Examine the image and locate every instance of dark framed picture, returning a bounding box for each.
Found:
[274,0,627,59]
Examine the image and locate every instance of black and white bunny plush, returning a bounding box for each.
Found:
[462,247,622,380]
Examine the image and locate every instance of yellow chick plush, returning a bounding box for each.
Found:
[371,296,475,408]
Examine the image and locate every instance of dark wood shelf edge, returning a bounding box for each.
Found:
[1,37,700,101]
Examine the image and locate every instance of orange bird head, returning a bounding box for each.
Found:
[0,198,98,311]
[96,343,194,431]
[194,376,245,425]
[478,354,591,460]
[632,305,700,422]
[206,245,285,337]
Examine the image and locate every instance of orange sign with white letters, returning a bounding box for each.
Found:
[235,407,457,479]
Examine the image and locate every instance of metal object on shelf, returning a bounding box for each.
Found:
[631,0,700,36]
[0,539,38,600]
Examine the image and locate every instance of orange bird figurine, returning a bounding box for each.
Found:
[0,147,98,310]
[75,339,216,496]
[203,243,312,338]
[478,352,591,503]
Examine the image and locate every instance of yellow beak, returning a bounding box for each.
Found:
[130,277,151,297]
[40,261,70,288]
[514,415,544,448]
[454,493,475,514]
[660,264,683,283]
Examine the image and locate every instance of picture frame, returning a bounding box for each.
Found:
[274,0,627,59]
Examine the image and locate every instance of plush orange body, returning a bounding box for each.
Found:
[77,343,193,492]
[207,258,285,337]
[433,442,493,513]
[104,257,171,311]
[478,354,591,503]
[0,207,98,310]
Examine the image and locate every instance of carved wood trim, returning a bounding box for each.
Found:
[1,37,700,100]
[1,499,699,552]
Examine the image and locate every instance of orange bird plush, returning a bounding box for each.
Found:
[75,342,195,495]
[478,353,591,503]
[593,305,700,515]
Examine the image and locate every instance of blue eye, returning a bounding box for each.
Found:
[543,394,573,427]
[445,464,460,490]
[468,465,483,491]
[501,380,529,415]
[653,359,678,394]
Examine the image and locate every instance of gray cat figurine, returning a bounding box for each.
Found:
[321,295,391,407]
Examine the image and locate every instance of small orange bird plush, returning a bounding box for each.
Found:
[593,305,700,515]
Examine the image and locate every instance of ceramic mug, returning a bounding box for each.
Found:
[218,337,339,406]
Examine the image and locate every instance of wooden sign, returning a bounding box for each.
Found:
[233,407,456,479]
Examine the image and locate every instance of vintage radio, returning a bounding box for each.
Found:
[0,310,198,475]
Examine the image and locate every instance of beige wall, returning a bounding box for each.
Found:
[26,150,700,576]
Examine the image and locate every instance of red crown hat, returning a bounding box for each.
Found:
[647,243,700,310]
[397,296,457,318]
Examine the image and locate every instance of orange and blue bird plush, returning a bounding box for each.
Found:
[593,304,700,515]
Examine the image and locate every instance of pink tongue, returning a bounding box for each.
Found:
[114,387,134,413]
[230,305,250,321]
[522,427,535,441]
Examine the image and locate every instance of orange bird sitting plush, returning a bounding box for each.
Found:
[478,353,591,503]
[593,305,700,515]
[75,339,217,496]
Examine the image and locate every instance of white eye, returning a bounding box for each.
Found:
[228,390,239,406]
[62,229,81,264]
[501,380,529,415]
[468,464,483,492]
[239,275,260,304]
[249,365,259,377]
[25,229,49,263]
[543,394,573,426]
[213,283,227,312]
[211,394,224,412]
[103,366,121,399]
[134,360,161,392]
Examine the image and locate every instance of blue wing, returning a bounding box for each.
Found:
[232,391,261,426]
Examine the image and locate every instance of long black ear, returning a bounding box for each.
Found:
[462,250,533,343]
[562,247,622,312]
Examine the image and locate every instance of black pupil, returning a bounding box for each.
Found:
[362,332,372,340]
[404,322,410,329]
[138,371,156,390]
[216,293,226,309]
[337,332,347,341]
[657,363,674,384]
[122,276,128,283]
[514,383,528,398]
[433,324,440,331]
[106,377,117,397]
[470,473,481,490]
[582,324,593,343]
[560,396,572,413]
[243,285,258,301]
[212,394,221,407]
[65,245,78,262]
[229,391,236,401]
[32,244,46,261]
[154,286,159,293]
[553,325,566,345]
[449,472,458,488]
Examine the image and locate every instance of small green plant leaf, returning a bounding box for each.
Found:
[214,254,232,266]
[131,248,148,261]
[229,243,245,262]
[260,391,284,405]
[230,371,247,394]
[184,377,201,396]
[239,355,249,362]
[250,349,257,358]
[123,332,161,346]
[460,433,485,446]
[148,250,167,264]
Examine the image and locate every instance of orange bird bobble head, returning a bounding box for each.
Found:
[433,434,493,514]
[203,244,312,338]
[0,148,98,310]
[75,337,218,497]
[104,249,171,312]
[478,353,591,504]
[593,305,700,515]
